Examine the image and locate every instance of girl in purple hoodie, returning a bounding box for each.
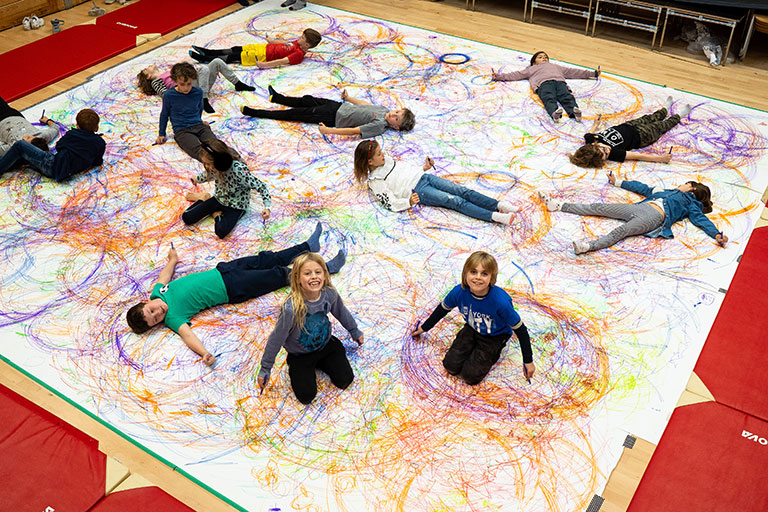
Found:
[492,51,599,122]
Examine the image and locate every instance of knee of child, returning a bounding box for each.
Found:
[442,358,462,376]
[336,372,354,390]
[296,389,316,404]
[181,212,195,225]
[461,368,485,386]
[214,223,232,239]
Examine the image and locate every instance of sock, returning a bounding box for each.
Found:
[664,96,673,111]
[326,250,347,274]
[491,212,512,225]
[189,50,208,63]
[192,45,208,55]
[235,81,255,92]
[679,104,692,118]
[290,0,306,10]
[267,85,279,103]
[496,200,515,213]
[241,106,259,116]
[203,98,215,114]
[306,221,322,252]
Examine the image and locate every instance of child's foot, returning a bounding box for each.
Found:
[188,50,208,63]
[192,45,208,55]
[267,85,278,103]
[237,0,250,6]
[185,191,211,202]
[202,352,216,366]
[679,104,692,118]
[496,200,515,213]
[664,96,673,112]
[203,98,215,114]
[538,192,562,211]
[572,108,582,122]
[307,221,322,252]
[326,249,347,274]
[289,0,306,10]
[551,108,564,121]
[491,212,513,225]
[235,81,255,92]
[280,0,296,6]
[241,105,258,117]
[573,240,590,254]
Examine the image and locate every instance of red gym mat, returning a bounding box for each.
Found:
[0,383,106,512]
[0,25,136,102]
[89,487,194,512]
[96,0,234,37]
[628,401,768,511]
[693,226,768,422]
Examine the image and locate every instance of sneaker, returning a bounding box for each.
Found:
[491,211,513,225]
[572,108,582,122]
[573,240,590,254]
[88,4,106,16]
[289,0,306,10]
[537,192,561,212]
[31,15,44,29]
[552,108,563,121]
[280,0,296,5]
[22,16,31,30]
[105,0,116,3]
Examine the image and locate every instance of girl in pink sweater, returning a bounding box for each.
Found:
[492,51,599,122]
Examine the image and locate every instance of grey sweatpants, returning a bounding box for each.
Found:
[562,202,665,251]
[195,58,239,99]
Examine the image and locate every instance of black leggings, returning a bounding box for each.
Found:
[242,93,342,125]
[182,197,245,239]
[286,336,354,404]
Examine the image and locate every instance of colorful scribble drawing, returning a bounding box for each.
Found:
[1,2,768,510]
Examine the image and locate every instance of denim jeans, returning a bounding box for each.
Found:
[0,140,55,178]
[413,173,499,222]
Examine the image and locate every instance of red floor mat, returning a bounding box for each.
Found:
[96,0,234,37]
[628,401,768,511]
[0,25,136,102]
[0,383,106,512]
[89,487,194,512]
[694,226,768,422]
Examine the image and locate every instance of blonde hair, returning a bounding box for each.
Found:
[288,252,334,331]
[353,139,379,183]
[461,251,498,289]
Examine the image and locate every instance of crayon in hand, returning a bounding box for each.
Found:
[522,363,531,384]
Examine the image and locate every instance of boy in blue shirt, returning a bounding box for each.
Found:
[154,62,216,162]
[413,251,534,384]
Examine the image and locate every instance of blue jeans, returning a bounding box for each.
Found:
[413,174,499,222]
[0,140,55,178]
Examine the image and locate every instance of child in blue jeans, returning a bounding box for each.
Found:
[412,251,535,385]
[353,140,515,224]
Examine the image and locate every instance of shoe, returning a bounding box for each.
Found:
[238,0,250,5]
[192,45,208,55]
[573,240,590,254]
[289,0,306,10]
[22,17,31,30]
[491,212,513,225]
[31,15,45,29]
[281,0,296,6]
[50,18,64,33]
[679,104,692,118]
[537,191,561,212]
[552,108,563,121]
[572,108,582,122]
[188,50,208,63]
[88,3,106,16]
[105,0,116,4]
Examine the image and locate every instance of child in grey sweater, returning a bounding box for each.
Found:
[0,96,59,156]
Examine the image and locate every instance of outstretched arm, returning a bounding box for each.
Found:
[178,323,215,365]
[318,124,362,136]
[624,151,672,164]
[588,114,603,134]
[341,89,371,106]
[255,57,290,69]
[688,208,726,243]
[157,247,178,285]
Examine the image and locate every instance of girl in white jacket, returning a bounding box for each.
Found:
[353,140,514,224]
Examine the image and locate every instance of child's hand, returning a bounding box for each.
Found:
[341,89,348,101]
[606,171,616,186]
[261,209,271,220]
[409,192,420,206]
[412,326,424,337]
[716,233,728,247]
[595,68,601,78]
[423,156,434,171]
[356,334,364,345]
[168,247,178,261]
[491,70,498,81]
[318,123,330,135]
[257,375,268,390]
[40,115,51,125]
[659,153,672,164]
[202,353,216,366]
[155,135,166,145]
[523,362,536,380]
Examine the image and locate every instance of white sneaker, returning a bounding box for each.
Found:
[552,108,564,121]
[573,240,590,254]
[105,0,117,4]
[31,15,44,29]
[23,16,31,30]
[537,191,561,211]
[491,211,513,225]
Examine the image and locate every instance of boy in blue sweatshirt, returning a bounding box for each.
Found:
[154,62,217,162]
[0,109,105,182]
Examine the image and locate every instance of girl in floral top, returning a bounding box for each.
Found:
[183,138,271,239]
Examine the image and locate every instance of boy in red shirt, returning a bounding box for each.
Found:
[189,28,321,69]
